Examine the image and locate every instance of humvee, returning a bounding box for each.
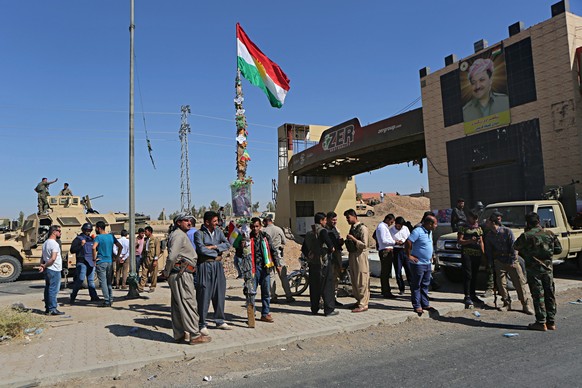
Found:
[0,195,162,283]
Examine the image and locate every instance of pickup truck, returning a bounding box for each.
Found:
[436,200,582,282]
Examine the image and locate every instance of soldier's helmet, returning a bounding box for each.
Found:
[81,223,93,232]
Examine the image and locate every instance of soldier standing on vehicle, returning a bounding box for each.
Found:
[164,213,211,345]
[344,208,370,313]
[302,212,337,316]
[450,198,467,233]
[59,183,73,196]
[35,177,58,215]
[69,223,100,304]
[513,212,562,331]
[139,226,160,293]
[263,215,294,303]
[484,214,533,315]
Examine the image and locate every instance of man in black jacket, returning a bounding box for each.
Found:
[69,223,100,304]
[302,212,338,316]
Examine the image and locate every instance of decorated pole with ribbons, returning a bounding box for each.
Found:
[232,23,290,327]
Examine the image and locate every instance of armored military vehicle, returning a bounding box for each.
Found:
[0,194,158,283]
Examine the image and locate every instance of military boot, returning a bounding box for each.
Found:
[528,322,547,331]
[464,296,474,309]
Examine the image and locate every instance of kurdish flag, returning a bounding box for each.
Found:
[228,221,243,248]
[236,23,290,108]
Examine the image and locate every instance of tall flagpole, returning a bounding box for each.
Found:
[127,0,140,298]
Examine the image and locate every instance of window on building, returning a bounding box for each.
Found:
[537,206,557,228]
[296,176,331,184]
[440,69,463,127]
[505,37,537,107]
[295,201,314,217]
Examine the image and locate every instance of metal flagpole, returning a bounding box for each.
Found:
[127,0,140,298]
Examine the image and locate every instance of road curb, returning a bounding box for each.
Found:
[5,281,582,387]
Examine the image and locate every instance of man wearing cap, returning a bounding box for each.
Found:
[164,213,211,345]
[69,223,100,304]
[462,58,510,121]
[262,215,294,303]
[451,198,467,233]
[185,215,198,247]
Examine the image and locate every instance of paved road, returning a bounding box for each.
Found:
[214,296,582,388]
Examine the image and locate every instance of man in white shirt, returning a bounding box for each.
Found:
[39,225,64,315]
[375,214,396,298]
[114,230,131,289]
[390,216,412,295]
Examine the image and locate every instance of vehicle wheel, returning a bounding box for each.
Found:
[366,210,374,217]
[577,252,582,274]
[443,267,463,283]
[0,255,22,283]
[287,272,309,296]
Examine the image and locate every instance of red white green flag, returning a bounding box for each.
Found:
[236,23,290,108]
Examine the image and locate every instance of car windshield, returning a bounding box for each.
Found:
[480,205,534,228]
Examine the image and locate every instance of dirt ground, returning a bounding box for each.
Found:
[365,195,431,241]
[62,285,582,387]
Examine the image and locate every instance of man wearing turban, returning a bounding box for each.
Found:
[462,58,510,121]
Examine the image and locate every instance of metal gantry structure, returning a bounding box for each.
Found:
[179,105,192,213]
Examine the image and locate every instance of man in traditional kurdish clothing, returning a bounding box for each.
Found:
[247,217,281,323]
[194,211,231,335]
[164,213,211,345]
[344,209,370,313]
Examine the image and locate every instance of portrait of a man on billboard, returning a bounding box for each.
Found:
[232,184,252,217]
[460,44,510,134]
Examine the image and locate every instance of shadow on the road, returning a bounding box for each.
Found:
[134,316,172,330]
[430,311,528,330]
[106,324,174,343]
[369,303,414,312]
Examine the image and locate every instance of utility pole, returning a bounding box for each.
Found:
[179,105,192,213]
[126,0,139,299]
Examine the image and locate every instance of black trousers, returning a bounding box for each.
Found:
[379,249,394,296]
[462,252,481,297]
[308,259,335,315]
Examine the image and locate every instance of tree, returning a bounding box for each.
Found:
[252,202,260,213]
[157,210,165,221]
[190,205,197,216]
[210,200,220,211]
[224,203,232,216]
[266,202,276,212]
[18,211,24,226]
[198,205,207,218]
[168,210,180,221]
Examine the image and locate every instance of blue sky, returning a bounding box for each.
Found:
[1,1,579,219]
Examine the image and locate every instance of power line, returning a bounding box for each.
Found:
[0,125,277,145]
[0,104,278,128]
[392,96,421,116]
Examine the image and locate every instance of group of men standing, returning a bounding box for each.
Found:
[301,209,372,316]
[453,197,561,331]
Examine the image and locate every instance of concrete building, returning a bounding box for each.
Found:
[422,1,582,210]
[275,1,582,234]
[275,123,356,236]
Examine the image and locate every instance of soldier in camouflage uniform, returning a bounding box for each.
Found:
[35,177,58,215]
[513,212,562,331]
